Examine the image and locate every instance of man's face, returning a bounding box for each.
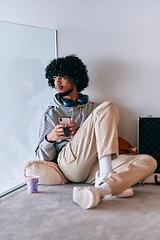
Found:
[54,76,74,95]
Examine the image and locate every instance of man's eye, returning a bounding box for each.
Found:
[52,77,64,81]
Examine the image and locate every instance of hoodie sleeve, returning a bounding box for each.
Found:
[35,110,57,162]
[36,137,56,161]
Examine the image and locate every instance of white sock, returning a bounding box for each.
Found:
[99,154,112,177]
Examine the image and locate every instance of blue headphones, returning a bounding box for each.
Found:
[61,94,88,107]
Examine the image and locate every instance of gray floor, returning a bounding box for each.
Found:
[0,183,160,240]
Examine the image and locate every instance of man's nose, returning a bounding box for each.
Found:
[55,77,61,84]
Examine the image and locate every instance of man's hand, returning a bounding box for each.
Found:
[68,118,78,136]
[46,118,78,142]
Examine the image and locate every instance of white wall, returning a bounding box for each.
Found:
[1,0,160,146]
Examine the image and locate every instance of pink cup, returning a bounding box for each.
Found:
[26,175,39,193]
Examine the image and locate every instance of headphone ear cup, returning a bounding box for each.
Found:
[61,98,74,107]
[77,95,88,105]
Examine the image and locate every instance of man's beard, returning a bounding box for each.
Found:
[58,87,73,99]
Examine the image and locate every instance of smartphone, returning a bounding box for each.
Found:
[58,117,71,125]
[58,117,71,137]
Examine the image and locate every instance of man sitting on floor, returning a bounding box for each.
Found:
[35,55,157,209]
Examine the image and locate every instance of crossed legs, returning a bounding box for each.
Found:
[57,101,157,209]
[58,101,119,182]
[73,154,157,209]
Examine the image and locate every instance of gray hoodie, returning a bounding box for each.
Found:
[35,94,99,162]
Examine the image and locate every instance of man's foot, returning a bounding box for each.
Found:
[95,171,134,198]
[73,182,112,209]
[116,188,134,198]
[73,186,102,209]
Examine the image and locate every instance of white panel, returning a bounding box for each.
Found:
[0,21,56,194]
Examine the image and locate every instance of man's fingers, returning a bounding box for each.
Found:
[71,117,74,124]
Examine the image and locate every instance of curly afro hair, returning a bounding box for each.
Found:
[45,55,89,92]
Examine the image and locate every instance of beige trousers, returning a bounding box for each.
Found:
[58,101,157,195]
